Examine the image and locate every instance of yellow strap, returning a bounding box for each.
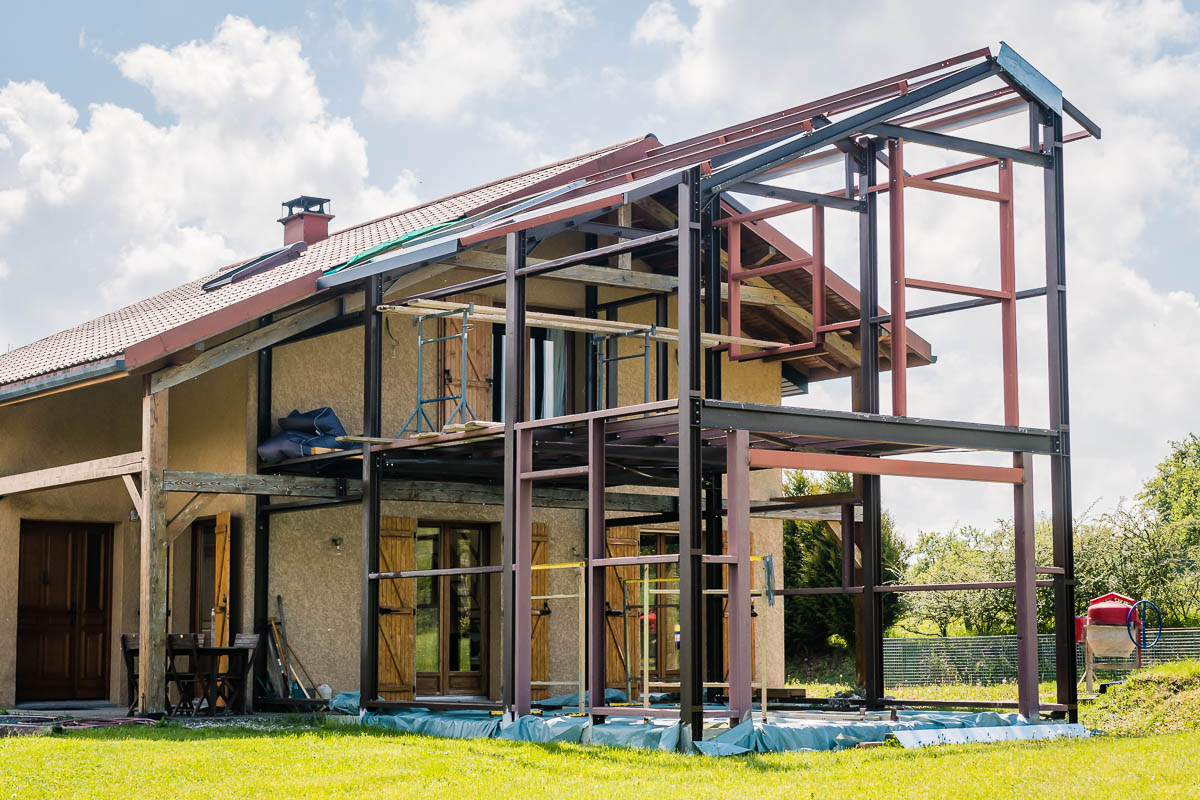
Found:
[531,561,586,571]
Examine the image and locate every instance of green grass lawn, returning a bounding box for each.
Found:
[4,662,1197,799]
[2,723,1198,800]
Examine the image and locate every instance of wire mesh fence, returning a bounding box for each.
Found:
[883,628,1200,686]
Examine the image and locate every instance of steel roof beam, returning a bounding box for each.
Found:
[704,60,1001,196]
[866,123,1052,168]
[726,181,866,212]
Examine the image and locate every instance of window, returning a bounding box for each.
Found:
[414,524,490,696]
[492,325,570,421]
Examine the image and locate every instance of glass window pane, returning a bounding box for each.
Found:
[448,573,483,673]
[416,608,439,672]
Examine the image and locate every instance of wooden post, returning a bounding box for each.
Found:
[138,383,169,715]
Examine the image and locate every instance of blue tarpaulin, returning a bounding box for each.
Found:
[332,692,1041,756]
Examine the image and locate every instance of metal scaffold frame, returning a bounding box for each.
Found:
[341,45,1094,746]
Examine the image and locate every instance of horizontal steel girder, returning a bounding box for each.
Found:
[701,400,1059,454]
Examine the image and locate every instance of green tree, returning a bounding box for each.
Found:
[1140,433,1200,546]
[782,471,906,656]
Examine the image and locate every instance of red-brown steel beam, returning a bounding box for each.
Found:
[748,449,1025,484]
[813,206,827,341]
[904,277,1009,300]
[999,159,1019,426]
[905,177,1006,203]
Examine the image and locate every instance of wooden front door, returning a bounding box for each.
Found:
[604,526,641,697]
[189,512,232,645]
[16,521,113,701]
[413,523,490,696]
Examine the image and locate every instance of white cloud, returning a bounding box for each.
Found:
[362,0,588,121]
[631,0,689,45]
[0,15,419,337]
[634,0,1200,534]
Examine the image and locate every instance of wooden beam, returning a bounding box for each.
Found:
[150,300,341,394]
[448,249,860,364]
[448,251,679,292]
[384,299,790,350]
[138,386,169,715]
[0,451,143,498]
[826,520,863,568]
[168,493,218,543]
[617,204,633,271]
[122,474,142,509]
[160,470,675,513]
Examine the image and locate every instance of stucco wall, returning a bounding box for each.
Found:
[0,357,253,707]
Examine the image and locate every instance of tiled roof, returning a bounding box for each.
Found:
[0,138,648,388]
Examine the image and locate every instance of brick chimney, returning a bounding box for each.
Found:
[279,196,334,245]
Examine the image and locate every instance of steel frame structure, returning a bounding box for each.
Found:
[328,45,1094,745]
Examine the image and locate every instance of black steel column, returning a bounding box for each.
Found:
[252,317,272,709]
[677,168,704,743]
[359,275,383,705]
[702,207,724,694]
[856,143,885,707]
[1041,109,1078,722]
[501,230,528,717]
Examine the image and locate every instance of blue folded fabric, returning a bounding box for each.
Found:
[278,407,348,437]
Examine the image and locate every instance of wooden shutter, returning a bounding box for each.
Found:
[378,517,417,700]
[530,523,550,700]
[442,293,493,426]
[211,512,231,648]
[604,526,641,698]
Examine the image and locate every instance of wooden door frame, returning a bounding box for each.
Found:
[414,522,491,697]
[187,513,236,642]
[16,519,114,702]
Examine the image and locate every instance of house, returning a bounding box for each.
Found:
[0,45,1094,744]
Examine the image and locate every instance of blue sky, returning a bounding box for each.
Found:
[2,0,1199,536]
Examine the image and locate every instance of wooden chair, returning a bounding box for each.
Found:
[165,633,204,716]
[221,633,261,714]
[121,633,139,715]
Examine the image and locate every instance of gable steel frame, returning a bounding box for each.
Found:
[0,45,1093,741]
[344,45,1090,739]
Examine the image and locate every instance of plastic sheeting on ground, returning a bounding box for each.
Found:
[363,709,502,740]
[499,714,589,744]
[585,717,682,751]
[335,696,1043,757]
[329,691,361,716]
[531,689,627,709]
[692,710,1029,756]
